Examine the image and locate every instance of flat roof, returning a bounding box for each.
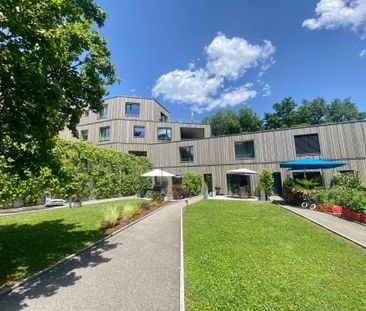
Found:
[103,95,170,113]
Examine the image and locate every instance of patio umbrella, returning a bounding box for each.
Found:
[141,169,175,177]
[280,158,346,179]
[227,168,259,175]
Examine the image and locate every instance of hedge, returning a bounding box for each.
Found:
[0,138,152,207]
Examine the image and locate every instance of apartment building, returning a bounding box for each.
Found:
[60,96,366,196]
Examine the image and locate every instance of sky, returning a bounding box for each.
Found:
[96,0,366,122]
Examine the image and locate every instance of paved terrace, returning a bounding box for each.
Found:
[0,197,201,311]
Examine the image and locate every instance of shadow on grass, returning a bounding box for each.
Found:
[0,219,118,310]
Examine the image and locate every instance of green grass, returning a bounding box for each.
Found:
[0,199,144,289]
[184,200,366,311]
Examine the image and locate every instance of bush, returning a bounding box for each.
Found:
[182,172,202,197]
[331,173,364,190]
[140,202,151,211]
[152,191,163,203]
[122,205,140,220]
[102,206,120,228]
[258,169,274,198]
[172,184,187,199]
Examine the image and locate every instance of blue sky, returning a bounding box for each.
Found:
[97,0,366,122]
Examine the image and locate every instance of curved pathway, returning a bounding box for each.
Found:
[0,198,201,311]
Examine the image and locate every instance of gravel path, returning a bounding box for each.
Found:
[0,197,201,311]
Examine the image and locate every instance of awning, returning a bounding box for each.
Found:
[280,159,346,170]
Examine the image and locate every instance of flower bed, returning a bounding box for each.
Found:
[316,204,366,223]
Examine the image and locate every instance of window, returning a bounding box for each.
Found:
[99,126,110,141]
[99,105,108,119]
[134,126,145,138]
[129,151,147,157]
[293,172,323,186]
[160,112,168,122]
[294,134,320,156]
[235,141,255,158]
[83,110,89,117]
[125,102,140,117]
[80,130,88,141]
[339,170,355,175]
[158,127,172,141]
[180,146,194,162]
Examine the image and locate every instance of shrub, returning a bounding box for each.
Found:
[182,172,202,197]
[172,184,187,199]
[331,173,364,190]
[122,204,140,220]
[258,169,274,198]
[152,191,163,203]
[102,206,120,228]
[140,202,151,211]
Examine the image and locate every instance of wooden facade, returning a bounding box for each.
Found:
[60,96,366,195]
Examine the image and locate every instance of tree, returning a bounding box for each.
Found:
[182,172,202,196]
[238,107,263,132]
[258,169,274,199]
[297,97,327,125]
[0,0,118,174]
[326,98,366,123]
[264,97,298,129]
[202,109,241,136]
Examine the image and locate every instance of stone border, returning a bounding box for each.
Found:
[277,203,366,249]
[0,204,166,297]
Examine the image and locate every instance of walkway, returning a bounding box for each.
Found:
[0,197,202,311]
[279,203,366,248]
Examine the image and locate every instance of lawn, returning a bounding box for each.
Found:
[0,199,144,289]
[184,200,366,311]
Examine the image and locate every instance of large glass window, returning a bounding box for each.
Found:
[125,102,140,117]
[99,126,110,141]
[99,105,108,119]
[80,130,88,141]
[160,112,168,122]
[180,146,194,162]
[235,140,255,158]
[294,134,320,156]
[129,151,147,157]
[134,126,145,138]
[158,127,172,141]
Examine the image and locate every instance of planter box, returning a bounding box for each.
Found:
[316,204,343,214]
[341,208,364,222]
[330,206,343,214]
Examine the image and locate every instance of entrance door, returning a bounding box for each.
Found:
[203,174,213,195]
[272,172,282,196]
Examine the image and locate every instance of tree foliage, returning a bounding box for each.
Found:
[258,169,274,198]
[203,97,366,136]
[0,0,118,174]
[182,172,202,197]
[0,139,152,207]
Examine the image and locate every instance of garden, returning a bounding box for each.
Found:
[184,200,366,311]
[283,172,366,223]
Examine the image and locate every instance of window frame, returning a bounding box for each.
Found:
[98,105,108,119]
[125,102,141,117]
[294,134,321,156]
[234,140,255,159]
[133,126,145,138]
[80,129,89,141]
[179,146,194,162]
[99,126,110,142]
[157,127,172,141]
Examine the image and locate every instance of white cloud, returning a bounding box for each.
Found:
[303,0,366,31]
[360,49,366,56]
[262,84,272,97]
[152,69,222,105]
[205,34,275,80]
[152,33,275,112]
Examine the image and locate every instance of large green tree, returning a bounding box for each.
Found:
[326,98,366,123]
[0,0,117,174]
[237,107,263,133]
[203,109,241,136]
[264,97,298,129]
[297,97,327,125]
